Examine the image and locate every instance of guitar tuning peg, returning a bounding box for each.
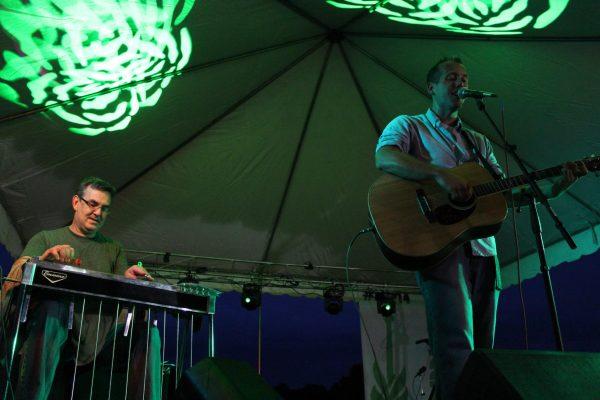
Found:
[584,154,599,176]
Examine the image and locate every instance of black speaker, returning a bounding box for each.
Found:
[456,349,600,400]
[174,357,282,400]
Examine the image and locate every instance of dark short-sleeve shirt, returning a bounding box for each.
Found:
[22,226,128,275]
[20,226,129,365]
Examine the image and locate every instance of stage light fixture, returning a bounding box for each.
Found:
[241,283,261,310]
[323,284,345,315]
[177,270,198,284]
[363,288,375,301]
[376,292,396,317]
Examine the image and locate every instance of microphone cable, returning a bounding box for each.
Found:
[500,99,529,349]
[344,225,394,400]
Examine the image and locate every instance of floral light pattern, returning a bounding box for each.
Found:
[0,0,196,135]
[326,0,569,35]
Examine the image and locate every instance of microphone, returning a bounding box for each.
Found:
[457,88,497,99]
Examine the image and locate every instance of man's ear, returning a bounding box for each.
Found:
[72,195,79,211]
[427,82,434,96]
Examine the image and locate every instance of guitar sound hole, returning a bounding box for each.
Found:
[434,202,476,225]
[448,194,476,210]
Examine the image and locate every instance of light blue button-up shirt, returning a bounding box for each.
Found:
[376,109,503,257]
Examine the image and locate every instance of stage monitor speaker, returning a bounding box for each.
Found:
[456,349,600,400]
[174,357,282,400]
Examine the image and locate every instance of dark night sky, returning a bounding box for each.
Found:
[158,247,600,389]
[1,244,599,390]
[495,249,600,352]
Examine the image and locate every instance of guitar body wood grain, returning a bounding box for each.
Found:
[368,162,508,270]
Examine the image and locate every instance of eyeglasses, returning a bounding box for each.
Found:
[79,196,111,214]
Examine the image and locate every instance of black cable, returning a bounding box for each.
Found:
[344,226,393,400]
[499,100,529,349]
[144,267,171,286]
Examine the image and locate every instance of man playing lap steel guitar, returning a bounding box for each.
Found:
[374,57,587,400]
[1,177,161,400]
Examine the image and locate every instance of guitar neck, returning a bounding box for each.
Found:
[474,157,598,196]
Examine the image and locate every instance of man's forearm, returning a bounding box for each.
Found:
[375,146,441,180]
[1,256,31,298]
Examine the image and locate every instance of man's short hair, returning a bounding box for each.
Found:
[426,56,463,85]
[77,176,116,198]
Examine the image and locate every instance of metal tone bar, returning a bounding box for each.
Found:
[70,297,87,400]
[175,313,180,387]
[189,314,194,368]
[124,305,136,400]
[161,310,166,393]
[208,314,215,358]
[68,302,74,330]
[107,302,120,400]
[124,310,133,337]
[18,294,31,323]
[88,300,103,400]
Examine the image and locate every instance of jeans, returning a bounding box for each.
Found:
[416,246,500,400]
[8,295,161,400]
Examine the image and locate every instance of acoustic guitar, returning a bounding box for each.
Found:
[368,157,599,270]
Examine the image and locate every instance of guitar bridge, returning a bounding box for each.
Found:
[416,189,436,223]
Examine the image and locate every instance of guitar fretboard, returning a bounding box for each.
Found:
[473,165,565,197]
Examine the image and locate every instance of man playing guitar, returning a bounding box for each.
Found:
[374,57,587,400]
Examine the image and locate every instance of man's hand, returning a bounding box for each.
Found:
[552,161,588,197]
[562,161,588,183]
[40,244,75,263]
[435,169,473,201]
[1,256,31,296]
[124,265,154,281]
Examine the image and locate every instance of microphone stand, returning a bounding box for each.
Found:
[474,98,575,352]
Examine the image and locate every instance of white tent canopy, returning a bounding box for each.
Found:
[1,0,599,293]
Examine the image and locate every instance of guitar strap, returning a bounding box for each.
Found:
[460,128,503,180]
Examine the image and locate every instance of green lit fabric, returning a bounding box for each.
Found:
[0,0,196,135]
[327,0,569,35]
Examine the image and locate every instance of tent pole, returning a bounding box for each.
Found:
[116,39,327,196]
[260,42,334,262]
[258,304,262,375]
[338,40,381,135]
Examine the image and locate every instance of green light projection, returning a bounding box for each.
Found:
[0,0,196,136]
[327,0,570,35]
